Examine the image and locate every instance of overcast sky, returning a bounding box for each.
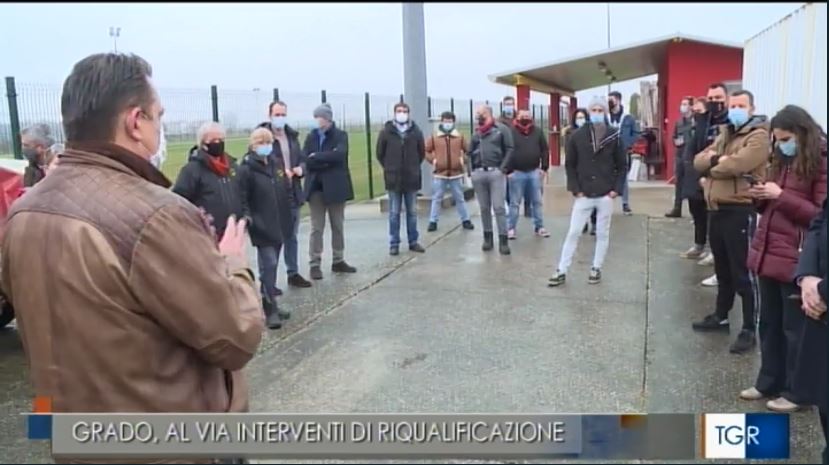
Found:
[0,2,801,105]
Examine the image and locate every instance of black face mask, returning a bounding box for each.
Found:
[706,101,725,115]
[693,112,708,123]
[477,116,487,126]
[205,141,225,157]
[519,118,533,125]
[608,100,617,109]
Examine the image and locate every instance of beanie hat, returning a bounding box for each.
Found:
[588,95,609,114]
[313,103,333,121]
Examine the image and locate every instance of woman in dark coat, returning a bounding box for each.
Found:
[238,128,294,330]
[740,105,827,413]
[566,108,596,236]
[678,97,711,260]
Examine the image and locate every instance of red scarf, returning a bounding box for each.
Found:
[206,153,230,177]
[513,119,534,136]
[476,119,495,135]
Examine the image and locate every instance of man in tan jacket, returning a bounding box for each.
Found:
[691,89,768,355]
[1,53,264,430]
[425,111,474,232]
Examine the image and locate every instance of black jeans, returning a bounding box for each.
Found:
[688,198,708,247]
[673,156,685,211]
[709,208,758,330]
[755,277,807,401]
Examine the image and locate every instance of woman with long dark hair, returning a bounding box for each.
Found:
[740,104,827,412]
[565,108,598,236]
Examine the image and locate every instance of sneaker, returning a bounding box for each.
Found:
[739,387,766,401]
[692,313,730,332]
[588,268,602,284]
[535,227,551,238]
[390,246,399,256]
[266,312,283,330]
[680,246,705,259]
[766,397,800,413]
[582,223,589,234]
[697,253,714,266]
[287,274,312,288]
[664,209,682,218]
[462,220,475,230]
[427,222,437,232]
[274,287,283,297]
[507,228,516,240]
[310,266,323,280]
[623,205,633,216]
[409,243,426,253]
[701,274,718,287]
[590,227,596,236]
[548,271,566,287]
[332,261,357,273]
[730,329,757,354]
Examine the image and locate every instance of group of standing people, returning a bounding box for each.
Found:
[173,101,357,330]
[667,82,828,453]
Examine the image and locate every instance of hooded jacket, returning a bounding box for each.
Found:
[693,115,770,210]
[565,124,627,198]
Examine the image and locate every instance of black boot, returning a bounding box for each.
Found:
[498,234,511,255]
[482,232,494,251]
[262,298,282,330]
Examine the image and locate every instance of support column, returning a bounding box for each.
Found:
[549,92,561,166]
[569,96,578,118]
[516,84,530,111]
[402,3,432,195]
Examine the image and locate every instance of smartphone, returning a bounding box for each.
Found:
[741,174,759,186]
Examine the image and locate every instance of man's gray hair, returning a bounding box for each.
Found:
[21,123,55,147]
[196,121,226,145]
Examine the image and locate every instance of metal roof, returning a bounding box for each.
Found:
[488,33,743,96]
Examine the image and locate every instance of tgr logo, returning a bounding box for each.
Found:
[703,413,789,459]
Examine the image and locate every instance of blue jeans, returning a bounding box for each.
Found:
[429,178,470,223]
[280,207,300,276]
[257,245,280,301]
[388,191,419,248]
[508,170,543,230]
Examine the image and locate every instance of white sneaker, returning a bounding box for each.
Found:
[701,274,718,287]
[766,397,800,412]
[697,253,714,266]
[739,387,765,400]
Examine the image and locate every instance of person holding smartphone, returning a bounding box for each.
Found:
[739,105,827,412]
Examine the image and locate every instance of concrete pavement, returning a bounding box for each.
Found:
[0,167,823,463]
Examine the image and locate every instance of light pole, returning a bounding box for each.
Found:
[109,26,121,53]
[402,3,432,196]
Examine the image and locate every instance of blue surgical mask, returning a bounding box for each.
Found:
[589,113,605,125]
[503,105,515,116]
[440,122,454,132]
[728,108,749,127]
[255,145,272,157]
[575,117,586,128]
[271,116,287,129]
[778,139,797,157]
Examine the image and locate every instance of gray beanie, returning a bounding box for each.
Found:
[588,95,609,114]
[313,103,333,121]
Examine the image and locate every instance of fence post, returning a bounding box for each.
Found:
[499,101,503,116]
[532,104,536,121]
[468,99,474,138]
[399,93,404,104]
[364,92,374,200]
[450,98,455,114]
[5,77,22,159]
[427,96,432,118]
[540,104,545,131]
[273,88,279,102]
[320,89,327,104]
[210,85,219,122]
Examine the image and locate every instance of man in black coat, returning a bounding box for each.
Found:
[794,198,828,460]
[257,101,312,289]
[173,121,243,241]
[376,102,426,256]
[303,103,357,280]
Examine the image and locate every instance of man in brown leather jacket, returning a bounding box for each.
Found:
[1,52,264,428]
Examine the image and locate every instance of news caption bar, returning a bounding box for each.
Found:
[28,413,789,460]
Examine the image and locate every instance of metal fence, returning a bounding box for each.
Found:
[1,78,561,202]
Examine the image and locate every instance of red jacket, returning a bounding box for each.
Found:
[748,149,827,283]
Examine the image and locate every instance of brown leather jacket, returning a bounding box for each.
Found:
[1,145,264,419]
[425,129,468,178]
[693,116,770,210]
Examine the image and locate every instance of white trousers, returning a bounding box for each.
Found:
[557,195,614,273]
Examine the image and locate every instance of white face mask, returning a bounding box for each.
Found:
[395,112,409,124]
[149,125,167,170]
[575,117,586,128]
[680,104,690,114]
